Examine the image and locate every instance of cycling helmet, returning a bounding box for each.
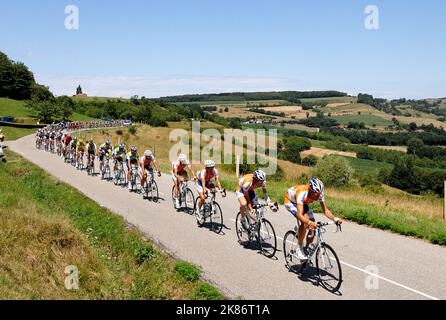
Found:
[105,139,110,145]
[73,136,78,141]
[205,160,215,168]
[145,150,153,158]
[253,170,266,181]
[309,177,324,194]
[178,154,188,163]
[130,146,137,152]
[119,144,125,149]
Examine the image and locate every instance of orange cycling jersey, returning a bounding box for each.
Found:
[285,184,325,205]
[198,168,218,182]
[236,174,265,193]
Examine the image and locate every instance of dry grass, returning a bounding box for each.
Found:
[301,147,356,159]
[327,186,443,220]
[369,145,408,152]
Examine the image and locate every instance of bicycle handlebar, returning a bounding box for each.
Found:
[317,220,342,233]
[252,202,278,210]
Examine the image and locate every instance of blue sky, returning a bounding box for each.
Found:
[1,0,445,99]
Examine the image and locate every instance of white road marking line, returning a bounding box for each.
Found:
[229,218,439,300]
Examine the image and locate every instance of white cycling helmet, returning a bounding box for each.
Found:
[145,150,153,157]
[309,177,324,194]
[205,160,215,168]
[178,154,188,163]
[253,170,266,181]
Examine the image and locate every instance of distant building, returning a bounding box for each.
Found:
[74,85,87,97]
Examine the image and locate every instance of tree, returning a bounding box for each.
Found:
[302,155,318,167]
[134,104,152,123]
[280,137,311,164]
[312,156,354,187]
[26,99,62,123]
[56,96,74,120]
[31,83,54,102]
[407,138,424,155]
[409,122,418,131]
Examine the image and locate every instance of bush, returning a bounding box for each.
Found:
[174,261,200,282]
[312,156,354,187]
[116,129,123,135]
[358,175,384,193]
[133,242,156,264]
[190,283,222,300]
[301,155,318,167]
[128,126,137,135]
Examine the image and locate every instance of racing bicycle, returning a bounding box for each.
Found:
[283,220,343,293]
[194,189,226,234]
[236,202,278,258]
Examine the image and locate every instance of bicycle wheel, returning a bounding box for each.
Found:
[210,202,223,234]
[283,230,306,274]
[150,180,159,202]
[113,170,120,185]
[183,188,195,214]
[235,212,250,246]
[316,243,342,293]
[258,219,276,258]
[194,197,206,226]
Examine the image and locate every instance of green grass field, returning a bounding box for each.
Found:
[332,114,392,126]
[0,98,30,117]
[0,150,223,299]
[0,126,36,141]
[332,155,393,177]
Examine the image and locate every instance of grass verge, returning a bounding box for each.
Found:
[0,150,224,299]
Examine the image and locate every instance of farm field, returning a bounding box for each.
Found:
[301,147,356,159]
[332,155,393,177]
[332,114,393,126]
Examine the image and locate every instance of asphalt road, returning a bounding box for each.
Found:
[7,135,446,300]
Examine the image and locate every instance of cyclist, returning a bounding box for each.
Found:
[171,154,196,209]
[62,132,72,157]
[98,139,113,173]
[55,130,63,155]
[126,146,140,190]
[86,139,97,170]
[284,177,343,260]
[140,150,161,188]
[75,138,86,168]
[237,170,277,229]
[112,143,127,173]
[49,130,56,152]
[196,160,226,214]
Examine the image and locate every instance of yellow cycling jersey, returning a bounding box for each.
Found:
[76,141,86,149]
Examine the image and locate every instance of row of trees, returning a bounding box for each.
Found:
[0,52,38,100]
[157,91,347,103]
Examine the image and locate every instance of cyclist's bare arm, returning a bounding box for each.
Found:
[201,177,207,196]
[297,203,311,225]
[215,176,223,191]
[188,165,195,179]
[321,202,342,223]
